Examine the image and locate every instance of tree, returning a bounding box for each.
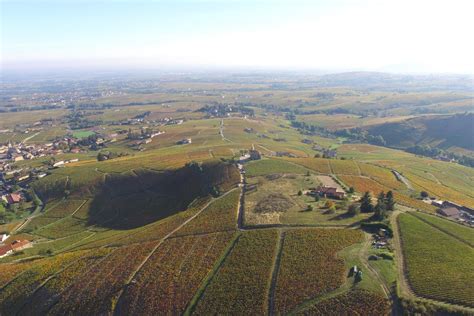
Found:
[347,203,360,216]
[349,187,355,194]
[325,200,334,209]
[297,190,303,196]
[374,191,387,220]
[420,191,429,199]
[360,192,373,213]
[314,195,320,202]
[385,190,395,211]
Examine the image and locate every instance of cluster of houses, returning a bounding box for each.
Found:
[307,186,346,199]
[129,130,165,150]
[0,141,63,164]
[115,116,184,127]
[433,200,474,225]
[0,135,90,167]
[0,236,32,259]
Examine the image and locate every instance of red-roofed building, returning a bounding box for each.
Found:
[0,245,13,258]
[5,193,22,204]
[0,239,32,258]
[11,239,32,251]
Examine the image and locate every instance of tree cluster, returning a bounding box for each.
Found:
[359,190,395,220]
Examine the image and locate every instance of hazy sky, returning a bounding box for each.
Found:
[1,0,473,73]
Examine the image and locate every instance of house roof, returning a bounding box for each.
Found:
[0,245,13,256]
[7,193,21,204]
[10,240,30,250]
[315,186,344,194]
[439,207,460,217]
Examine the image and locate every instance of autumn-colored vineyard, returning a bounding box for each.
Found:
[338,175,436,212]
[18,248,111,315]
[48,242,157,315]
[274,229,364,314]
[297,289,390,315]
[330,159,360,175]
[193,229,278,315]
[116,232,235,315]
[0,250,91,315]
[174,190,240,236]
[282,157,331,174]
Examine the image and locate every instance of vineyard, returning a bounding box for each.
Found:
[34,217,87,239]
[48,242,158,315]
[330,159,360,175]
[173,190,240,236]
[410,212,474,247]
[357,163,405,190]
[338,175,436,212]
[193,229,278,315]
[403,171,474,207]
[297,290,390,315]
[44,199,86,218]
[281,157,331,174]
[116,232,235,315]
[245,159,308,177]
[18,248,112,315]
[0,261,33,288]
[0,250,91,315]
[274,229,364,314]
[398,213,474,307]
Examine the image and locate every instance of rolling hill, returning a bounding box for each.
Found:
[365,113,474,152]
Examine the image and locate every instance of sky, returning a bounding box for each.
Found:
[1,0,474,74]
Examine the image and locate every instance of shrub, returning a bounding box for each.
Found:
[347,204,360,216]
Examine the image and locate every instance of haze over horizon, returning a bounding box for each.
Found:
[1,0,474,75]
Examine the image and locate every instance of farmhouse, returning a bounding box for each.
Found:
[309,186,345,199]
[0,239,32,258]
[437,207,461,219]
[3,193,22,204]
[11,239,32,251]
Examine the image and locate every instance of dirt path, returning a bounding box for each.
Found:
[112,188,239,312]
[219,119,233,143]
[392,170,413,190]
[391,211,416,299]
[268,230,285,315]
[21,132,40,144]
[358,233,391,300]
[426,172,441,184]
[255,144,276,156]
